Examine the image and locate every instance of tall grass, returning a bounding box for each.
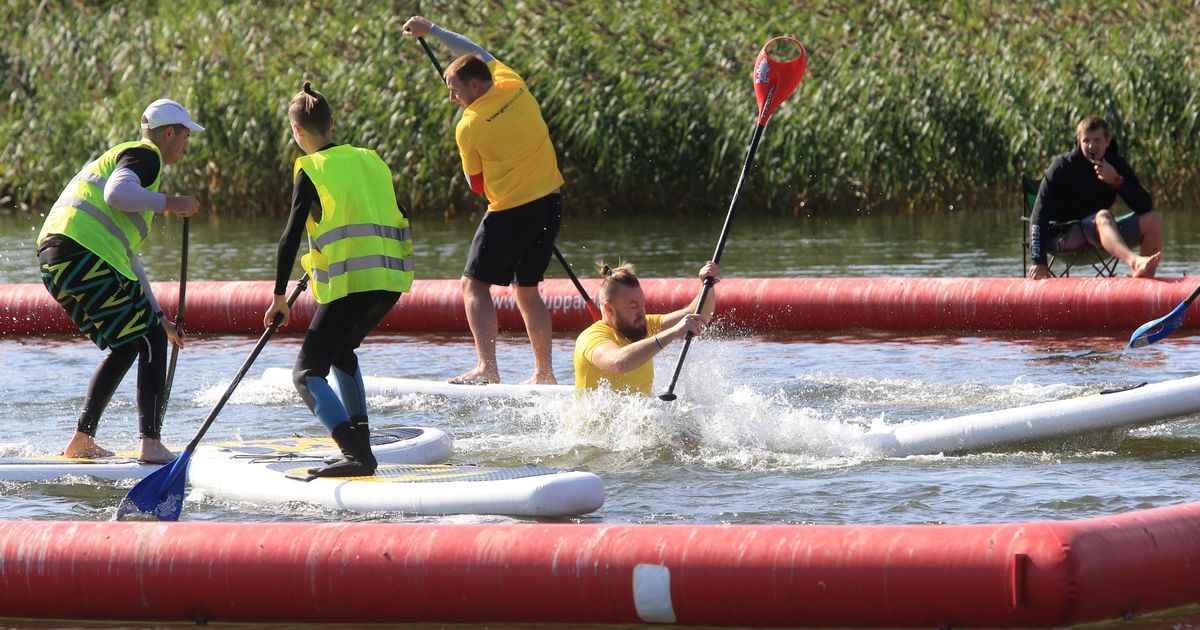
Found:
[1,1,1197,216]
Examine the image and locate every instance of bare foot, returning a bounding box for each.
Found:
[1131,252,1161,279]
[138,438,176,464]
[522,373,558,385]
[63,431,115,459]
[449,367,499,385]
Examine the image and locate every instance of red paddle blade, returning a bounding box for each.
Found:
[753,37,807,125]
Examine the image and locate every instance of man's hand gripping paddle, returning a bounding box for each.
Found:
[1128,283,1200,348]
[659,37,806,402]
[115,275,310,521]
[415,35,601,321]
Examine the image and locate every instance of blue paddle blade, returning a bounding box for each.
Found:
[1129,309,1187,349]
[114,447,194,521]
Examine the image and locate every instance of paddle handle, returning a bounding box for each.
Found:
[659,119,767,401]
[182,274,309,451]
[754,38,806,126]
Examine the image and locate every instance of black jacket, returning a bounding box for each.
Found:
[1030,140,1152,265]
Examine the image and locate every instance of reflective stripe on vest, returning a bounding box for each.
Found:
[53,195,137,261]
[311,254,417,284]
[37,140,162,280]
[54,180,150,245]
[78,172,108,188]
[312,223,412,253]
[294,145,414,303]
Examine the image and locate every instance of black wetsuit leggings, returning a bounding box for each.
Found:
[37,235,168,440]
[79,322,168,439]
[292,290,401,432]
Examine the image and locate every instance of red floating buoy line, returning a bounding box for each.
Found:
[0,277,1195,335]
[1,501,1200,625]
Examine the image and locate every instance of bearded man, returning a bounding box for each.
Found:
[573,261,719,395]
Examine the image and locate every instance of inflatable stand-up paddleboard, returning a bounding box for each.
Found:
[188,447,605,517]
[261,367,574,400]
[865,375,1200,457]
[0,427,452,482]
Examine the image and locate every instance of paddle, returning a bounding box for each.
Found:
[1128,283,1200,348]
[115,274,309,521]
[160,216,188,421]
[552,245,602,321]
[416,35,600,321]
[659,37,807,402]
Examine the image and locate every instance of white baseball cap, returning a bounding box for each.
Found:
[140,98,205,132]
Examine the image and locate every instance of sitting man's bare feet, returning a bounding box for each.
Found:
[449,367,500,385]
[63,431,115,459]
[138,438,176,464]
[522,372,558,385]
[1131,252,1161,279]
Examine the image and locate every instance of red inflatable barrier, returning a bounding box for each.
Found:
[2,502,1200,625]
[1,277,1196,334]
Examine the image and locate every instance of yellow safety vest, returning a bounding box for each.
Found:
[295,145,415,304]
[38,140,163,280]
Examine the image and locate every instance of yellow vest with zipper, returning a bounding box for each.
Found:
[296,145,414,304]
[38,140,162,280]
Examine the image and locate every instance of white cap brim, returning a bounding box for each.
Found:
[142,98,205,132]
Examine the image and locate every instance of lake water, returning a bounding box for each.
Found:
[4,201,1200,284]
[1,206,1199,627]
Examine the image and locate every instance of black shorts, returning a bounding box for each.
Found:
[463,193,562,287]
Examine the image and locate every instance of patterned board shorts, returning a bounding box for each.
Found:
[39,242,158,350]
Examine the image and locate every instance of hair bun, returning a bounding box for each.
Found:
[302,81,314,94]
[600,264,612,277]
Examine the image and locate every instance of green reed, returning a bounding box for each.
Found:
[1,1,1197,216]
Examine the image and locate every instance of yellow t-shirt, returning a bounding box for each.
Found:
[573,314,666,395]
[455,60,565,212]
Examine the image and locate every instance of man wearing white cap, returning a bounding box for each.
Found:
[36,98,203,463]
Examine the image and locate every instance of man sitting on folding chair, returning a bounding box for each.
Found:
[1028,115,1161,280]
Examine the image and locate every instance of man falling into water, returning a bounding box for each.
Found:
[574,261,719,395]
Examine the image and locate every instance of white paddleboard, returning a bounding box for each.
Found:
[261,367,574,400]
[864,375,1200,457]
[0,427,452,482]
[188,449,605,517]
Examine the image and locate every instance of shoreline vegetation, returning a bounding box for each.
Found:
[1,2,1197,216]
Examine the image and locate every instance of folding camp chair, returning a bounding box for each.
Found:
[1020,175,1119,278]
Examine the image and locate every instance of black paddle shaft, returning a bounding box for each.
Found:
[181,275,309,452]
[177,216,189,329]
[1183,283,1200,309]
[160,216,190,420]
[553,244,600,313]
[418,36,445,76]
[659,119,768,401]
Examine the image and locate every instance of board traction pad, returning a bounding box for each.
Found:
[278,463,563,484]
